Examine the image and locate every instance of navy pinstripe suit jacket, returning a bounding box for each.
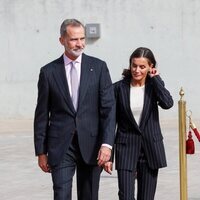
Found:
[114,76,173,170]
[34,53,115,167]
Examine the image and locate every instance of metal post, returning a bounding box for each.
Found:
[178,87,188,200]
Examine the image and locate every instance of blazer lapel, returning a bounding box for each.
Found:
[139,80,153,130]
[77,54,91,110]
[52,56,75,114]
[122,79,140,129]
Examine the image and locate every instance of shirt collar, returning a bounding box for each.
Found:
[63,53,82,66]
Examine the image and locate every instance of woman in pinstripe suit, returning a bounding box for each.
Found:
[104,47,173,200]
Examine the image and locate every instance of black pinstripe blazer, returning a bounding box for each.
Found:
[34,53,115,167]
[114,76,173,170]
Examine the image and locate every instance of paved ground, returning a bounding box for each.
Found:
[0,119,200,200]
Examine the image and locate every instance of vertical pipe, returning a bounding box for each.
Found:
[178,88,188,200]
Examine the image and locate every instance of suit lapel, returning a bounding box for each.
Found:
[139,80,153,130]
[52,56,75,114]
[77,54,91,110]
[122,80,139,129]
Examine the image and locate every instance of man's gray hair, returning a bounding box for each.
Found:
[60,19,84,36]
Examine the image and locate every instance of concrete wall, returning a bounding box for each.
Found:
[1,0,200,120]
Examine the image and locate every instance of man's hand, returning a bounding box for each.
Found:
[38,154,51,173]
[103,161,113,175]
[97,146,111,166]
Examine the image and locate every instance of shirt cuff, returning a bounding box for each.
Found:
[101,143,112,150]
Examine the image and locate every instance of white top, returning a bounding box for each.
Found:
[130,85,145,125]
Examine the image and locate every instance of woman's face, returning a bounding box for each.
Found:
[130,57,153,85]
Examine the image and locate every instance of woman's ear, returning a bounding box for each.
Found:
[150,63,154,68]
[148,65,153,72]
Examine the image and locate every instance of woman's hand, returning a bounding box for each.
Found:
[149,68,159,77]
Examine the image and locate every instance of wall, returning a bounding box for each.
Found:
[0,0,200,120]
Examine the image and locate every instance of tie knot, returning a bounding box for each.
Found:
[71,61,78,67]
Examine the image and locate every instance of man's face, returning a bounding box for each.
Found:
[60,25,85,60]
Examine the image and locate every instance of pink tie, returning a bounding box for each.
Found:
[70,62,78,110]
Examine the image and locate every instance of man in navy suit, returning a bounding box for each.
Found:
[34,19,115,200]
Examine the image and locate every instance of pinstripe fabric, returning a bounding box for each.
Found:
[51,136,77,200]
[137,158,158,200]
[114,75,173,199]
[34,53,115,166]
[51,134,102,200]
[117,170,136,200]
[34,53,115,200]
[117,157,158,200]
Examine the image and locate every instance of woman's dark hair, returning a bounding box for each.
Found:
[122,47,157,79]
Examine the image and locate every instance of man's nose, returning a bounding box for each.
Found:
[76,39,82,46]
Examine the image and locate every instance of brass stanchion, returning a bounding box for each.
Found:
[178,88,188,200]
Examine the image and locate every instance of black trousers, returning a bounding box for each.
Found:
[51,134,102,200]
[117,152,158,200]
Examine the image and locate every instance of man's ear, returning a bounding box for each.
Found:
[59,37,64,45]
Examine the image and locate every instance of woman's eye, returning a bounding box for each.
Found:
[131,64,137,69]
